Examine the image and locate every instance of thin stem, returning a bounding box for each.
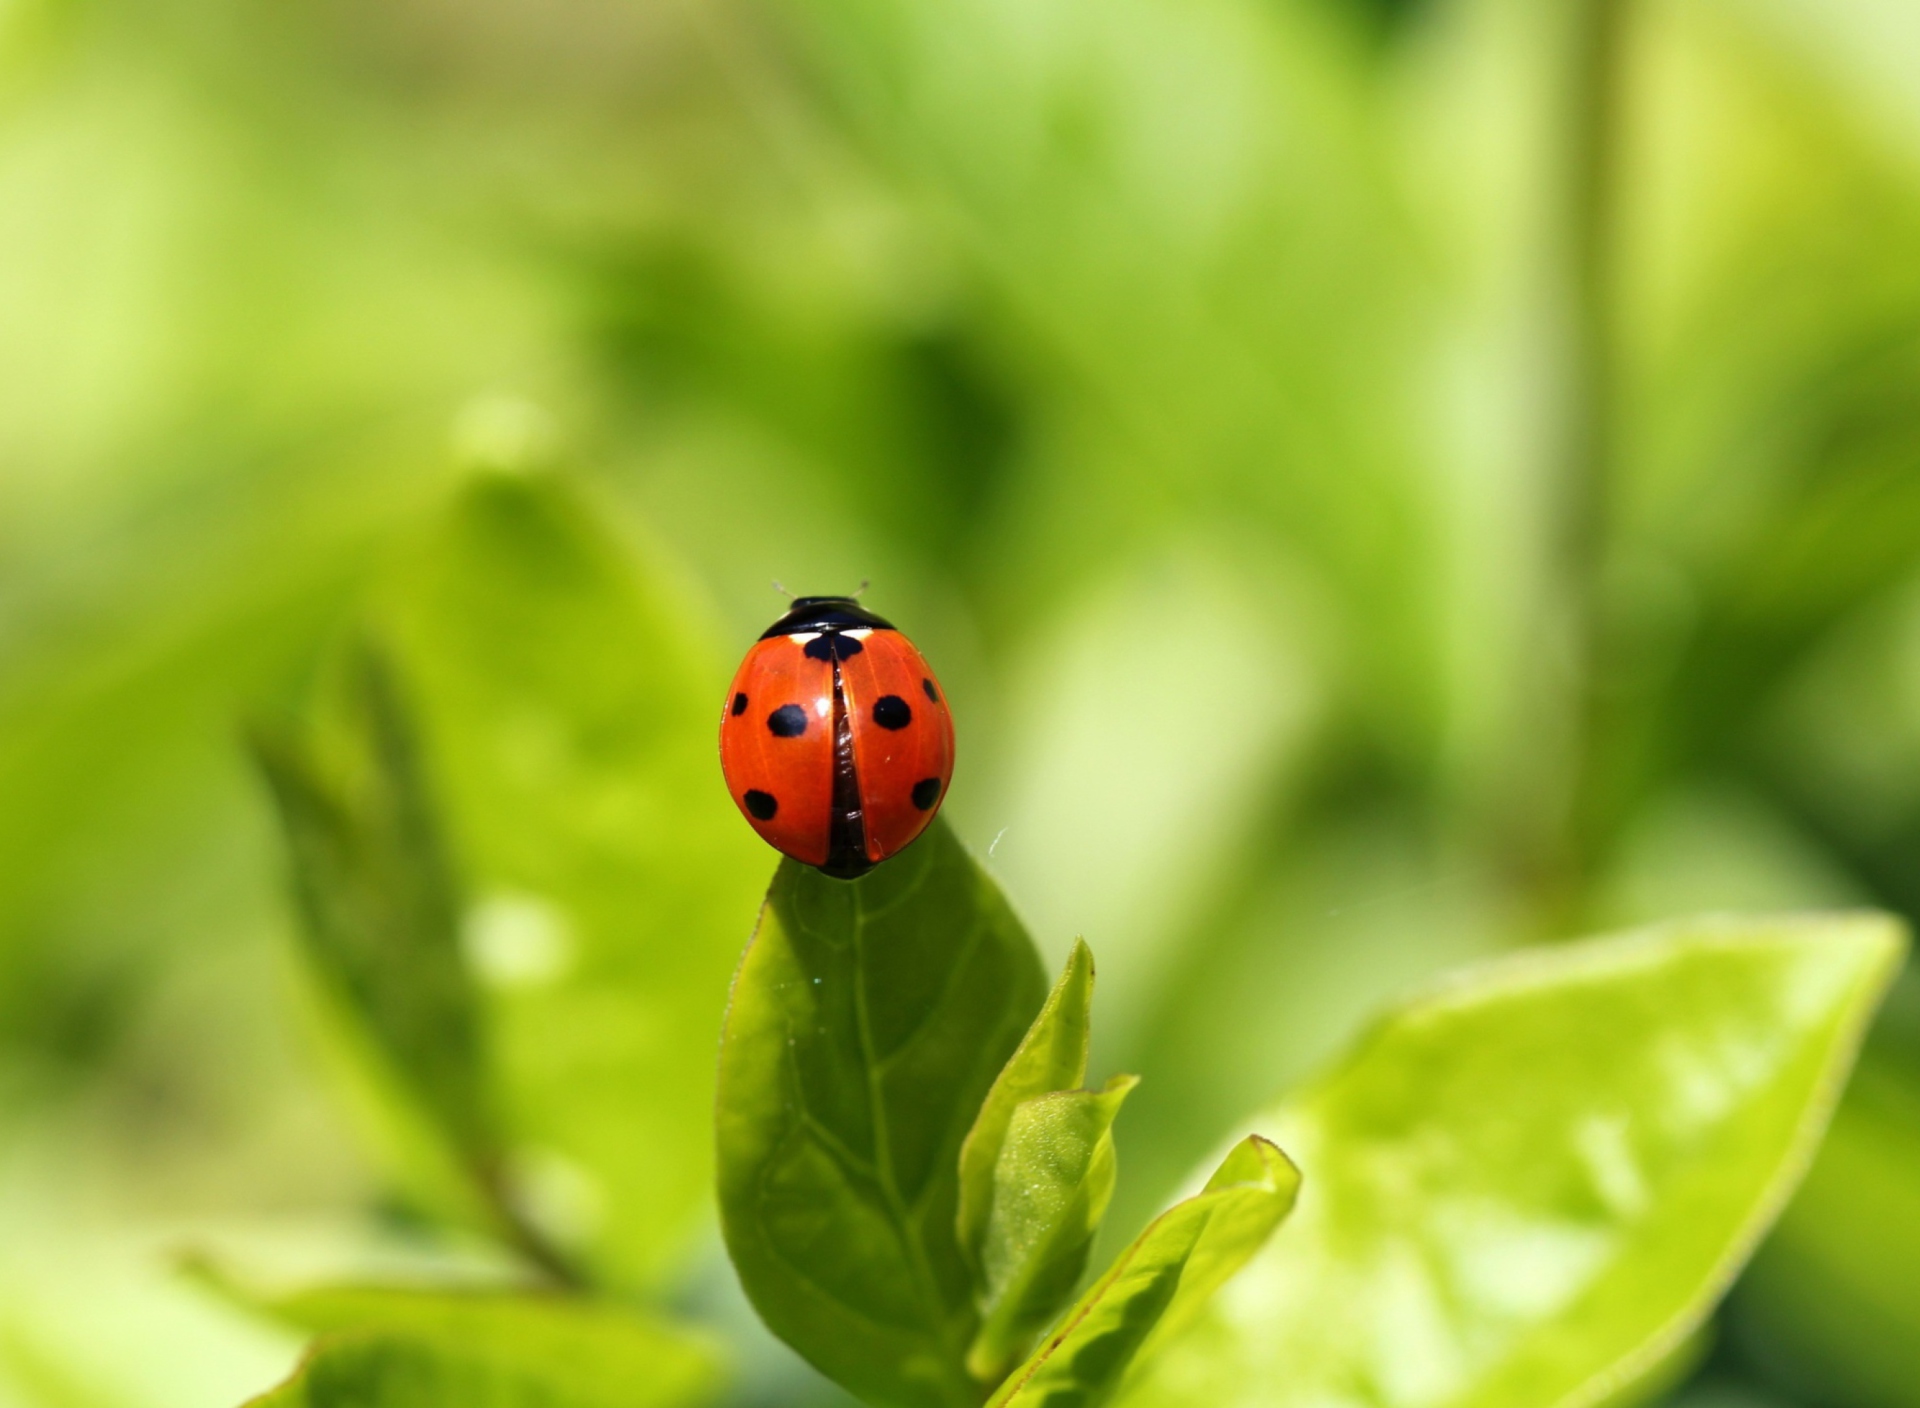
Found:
[1563,0,1627,599]
[475,1154,593,1293]
[1521,0,1635,929]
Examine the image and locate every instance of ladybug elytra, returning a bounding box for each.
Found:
[719,596,956,878]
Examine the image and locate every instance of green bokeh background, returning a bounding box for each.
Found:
[2,0,1919,1402]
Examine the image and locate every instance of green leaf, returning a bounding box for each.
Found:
[251,644,492,1166]
[378,470,768,1286]
[958,940,1096,1271]
[1121,913,1906,1408]
[970,1074,1140,1384]
[716,817,1050,1408]
[990,1135,1301,1408]
[240,1291,720,1408]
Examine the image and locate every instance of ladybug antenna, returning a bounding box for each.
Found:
[771,579,794,600]
[851,580,870,599]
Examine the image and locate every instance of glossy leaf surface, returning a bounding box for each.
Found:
[971,1075,1139,1383]
[716,819,1049,1408]
[242,1291,719,1408]
[958,940,1096,1271]
[1123,914,1905,1408]
[991,1135,1300,1408]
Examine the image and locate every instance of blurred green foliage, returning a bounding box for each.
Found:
[242,1289,720,1408]
[5,0,1920,1402]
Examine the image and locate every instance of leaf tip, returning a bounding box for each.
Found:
[1204,1134,1301,1202]
[1067,937,1095,982]
[1834,908,1909,973]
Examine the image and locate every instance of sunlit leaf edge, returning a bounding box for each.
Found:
[1267,910,1907,1408]
[990,1134,1302,1408]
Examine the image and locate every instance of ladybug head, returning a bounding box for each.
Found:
[760,596,896,638]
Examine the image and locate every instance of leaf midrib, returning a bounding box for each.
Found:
[852,876,972,1376]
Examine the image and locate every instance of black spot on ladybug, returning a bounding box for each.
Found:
[872,695,912,730]
[744,790,778,820]
[732,692,749,716]
[911,777,941,811]
[922,678,940,703]
[768,704,808,737]
[804,632,864,662]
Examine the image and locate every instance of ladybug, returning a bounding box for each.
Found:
[720,596,955,878]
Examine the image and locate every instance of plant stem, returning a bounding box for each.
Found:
[476,1155,594,1293]
[1564,0,1627,591]
[1534,0,1634,929]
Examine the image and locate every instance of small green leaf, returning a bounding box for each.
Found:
[958,940,1097,1269]
[716,818,1050,1408]
[990,1135,1301,1408]
[252,644,491,1166]
[970,1074,1140,1384]
[240,1291,720,1408]
[1121,913,1906,1408]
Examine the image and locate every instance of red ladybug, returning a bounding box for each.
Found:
[720,596,955,878]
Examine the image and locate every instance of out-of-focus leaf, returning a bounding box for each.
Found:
[970,1075,1138,1384]
[1124,914,1905,1408]
[716,818,1049,1408]
[990,1135,1299,1408]
[958,940,1096,1267]
[252,647,490,1166]
[376,470,768,1287]
[1730,1055,1920,1408]
[240,1292,720,1408]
